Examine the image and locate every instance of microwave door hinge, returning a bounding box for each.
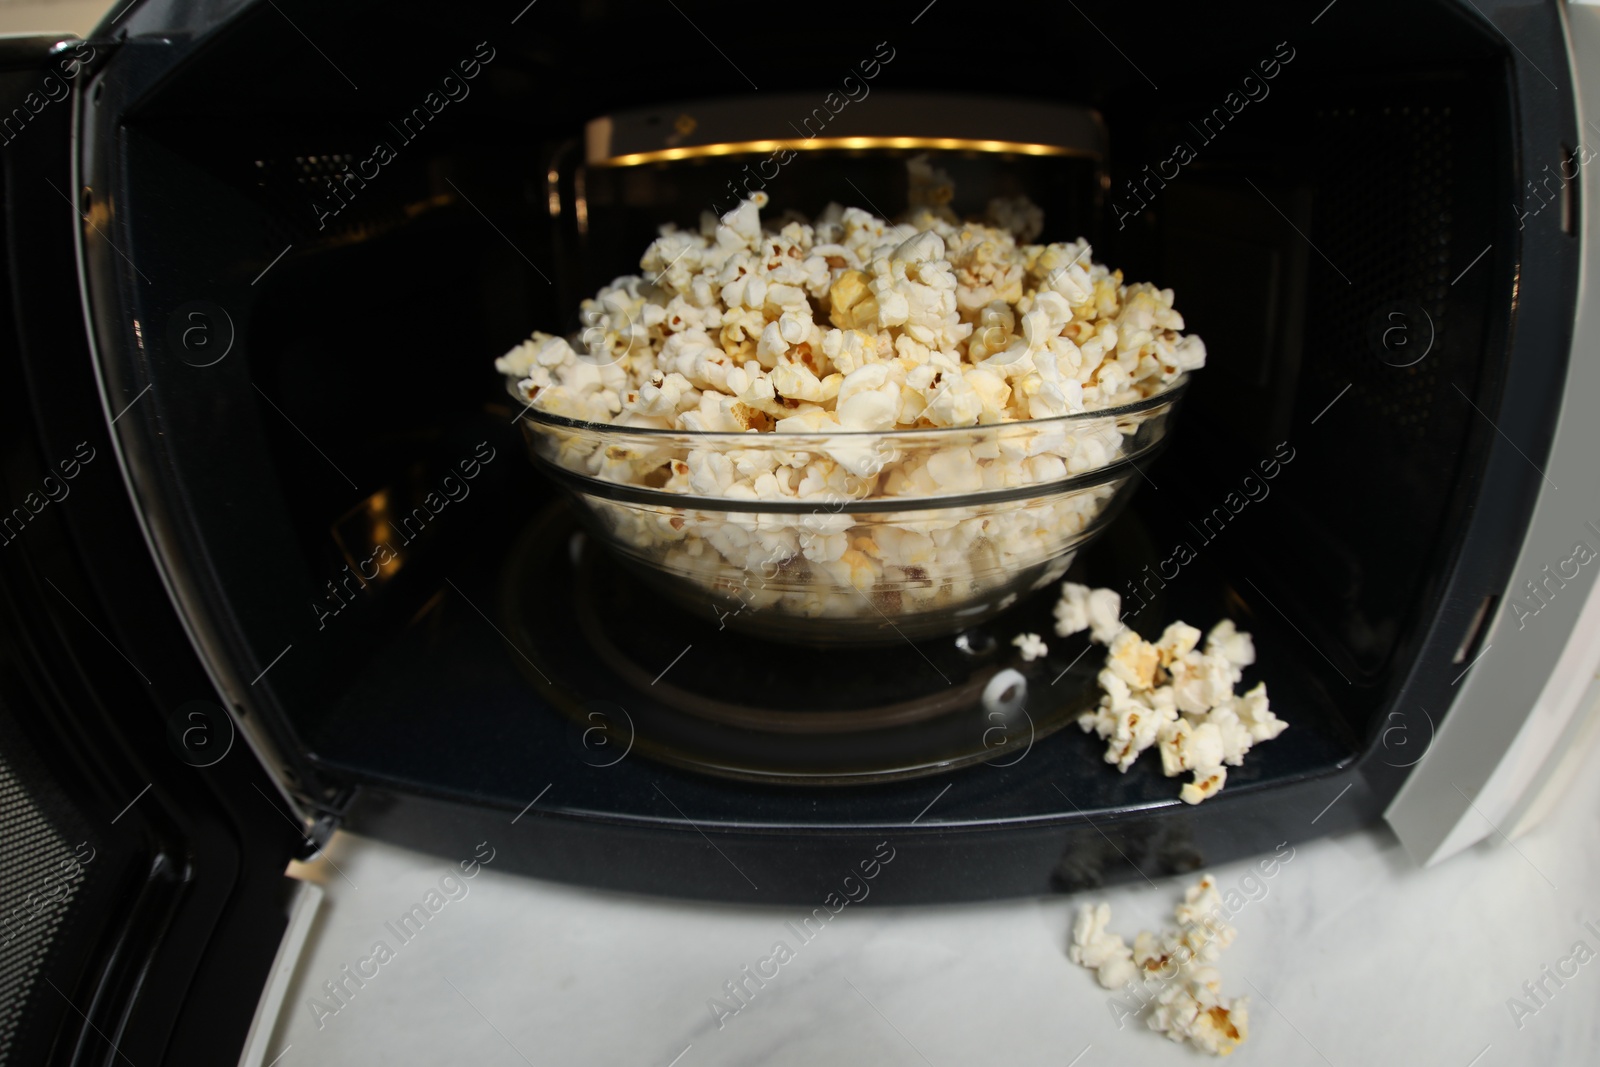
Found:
[290,786,358,861]
[292,812,338,862]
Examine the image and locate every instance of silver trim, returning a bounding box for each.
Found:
[236,878,324,1067]
[1386,0,1600,864]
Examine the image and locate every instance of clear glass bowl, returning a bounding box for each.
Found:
[517,377,1188,645]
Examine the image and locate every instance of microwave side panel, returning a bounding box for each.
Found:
[1386,0,1598,866]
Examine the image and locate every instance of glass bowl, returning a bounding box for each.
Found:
[516,377,1188,645]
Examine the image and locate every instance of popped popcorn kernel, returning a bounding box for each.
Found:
[1068,901,1138,990]
[1068,875,1251,1057]
[1058,589,1286,806]
[1012,632,1049,661]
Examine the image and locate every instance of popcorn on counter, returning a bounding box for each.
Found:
[1057,583,1286,803]
[1069,875,1251,1056]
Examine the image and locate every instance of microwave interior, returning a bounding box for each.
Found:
[80,0,1566,901]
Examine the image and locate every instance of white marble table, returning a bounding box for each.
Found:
[266,752,1600,1067]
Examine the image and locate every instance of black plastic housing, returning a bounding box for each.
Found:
[2,32,304,1065]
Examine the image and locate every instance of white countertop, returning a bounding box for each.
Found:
[264,755,1600,1067]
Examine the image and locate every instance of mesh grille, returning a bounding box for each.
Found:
[250,149,435,251]
[1305,103,1456,445]
[0,718,99,1066]
[1150,77,1498,680]
[1253,86,1495,676]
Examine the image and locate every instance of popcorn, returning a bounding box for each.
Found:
[1068,876,1250,1057]
[1053,581,1094,637]
[1148,976,1249,1055]
[1068,902,1138,991]
[1154,621,1202,666]
[986,195,1045,243]
[1066,597,1285,805]
[1053,582,1129,646]
[1204,618,1256,679]
[1168,648,1237,717]
[1085,588,1126,645]
[501,183,1204,627]
[1160,719,1226,779]
[1179,766,1228,806]
[1233,682,1287,743]
[508,188,1199,441]
[1012,632,1048,662]
[1105,629,1160,690]
[1173,875,1236,950]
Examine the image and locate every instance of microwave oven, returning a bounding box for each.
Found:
[4,0,1600,1061]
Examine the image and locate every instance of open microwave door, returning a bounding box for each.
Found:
[0,33,307,1067]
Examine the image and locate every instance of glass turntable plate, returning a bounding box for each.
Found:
[502,503,1166,785]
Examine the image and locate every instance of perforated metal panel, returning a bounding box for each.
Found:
[250,149,437,250]
[1306,102,1461,446]
[1290,88,1498,675]
[0,713,100,1066]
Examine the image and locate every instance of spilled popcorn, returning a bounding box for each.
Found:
[1056,583,1286,803]
[1013,632,1049,661]
[1054,581,1127,646]
[1068,875,1250,1056]
[497,182,1206,624]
